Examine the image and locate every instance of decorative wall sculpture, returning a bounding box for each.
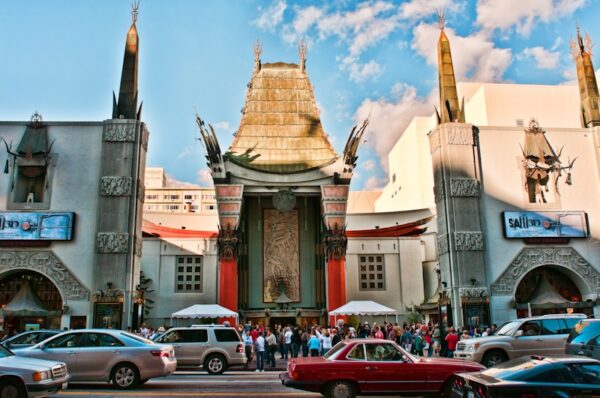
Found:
[454,231,484,251]
[263,209,300,302]
[0,251,89,300]
[450,178,479,197]
[100,176,132,196]
[103,123,136,142]
[97,232,129,254]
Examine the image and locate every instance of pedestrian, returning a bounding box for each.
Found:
[291,327,301,358]
[266,329,277,368]
[331,328,341,347]
[243,330,253,369]
[401,327,413,353]
[284,326,293,360]
[425,329,433,357]
[321,330,332,356]
[301,328,310,357]
[445,327,459,358]
[414,332,424,356]
[308,332,320,357]
[432,324,441,357]
[255,332,265,372]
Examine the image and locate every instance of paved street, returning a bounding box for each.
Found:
[50,371,320,398]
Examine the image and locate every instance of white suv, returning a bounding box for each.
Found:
[454,314,586,367]
[154,325,246,374]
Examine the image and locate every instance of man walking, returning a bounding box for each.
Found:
[255,332,265,372]
[266,329,277,368]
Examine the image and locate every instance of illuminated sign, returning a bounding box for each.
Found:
[0,212,74,240]
[503,211,588,239]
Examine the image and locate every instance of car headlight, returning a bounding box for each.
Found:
[33,370,52,381]
[463,342,480,351]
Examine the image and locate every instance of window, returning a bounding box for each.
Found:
[365,343,403,361]
[168,205,179,210]
[567,363,600,385]
[518,321,541,336]
[541,319,567,335]
[392,173,396,183]
[167,195,180,200]
[359,255,385,291]
[145,195,159,200]
[184,195,193,200]
[176,256,203,292]
[45,333,81,348]
[214,329,241,342]
[347,344,365,360]
[182,329,208,343]
[525,366,570,383]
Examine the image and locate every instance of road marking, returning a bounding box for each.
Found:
[58,392,318,396]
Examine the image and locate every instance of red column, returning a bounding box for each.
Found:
[218,257,238,326]
[327,256,347,326]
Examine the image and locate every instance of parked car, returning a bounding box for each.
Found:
[280,339,485,398]
[566,318,600,359]
[454,314,586,367]
[450,355,600,398]
[0,344,69,398]
[14,329,176,389]
[2,330,62,350]
[153,325,245,374]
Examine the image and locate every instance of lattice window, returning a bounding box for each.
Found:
[359,255,385,291]
[175,256,203,292]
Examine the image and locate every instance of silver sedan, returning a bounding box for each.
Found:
[13,329,176,389]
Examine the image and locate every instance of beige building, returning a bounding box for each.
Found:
[143,167,217,214]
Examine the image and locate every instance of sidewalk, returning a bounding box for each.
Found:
[236,355,294,372]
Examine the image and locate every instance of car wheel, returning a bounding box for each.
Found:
[482,350,507,368]
[111,363,140,389]
[325,380,356,398]
[205,354,227,375]
[0,379,26,398]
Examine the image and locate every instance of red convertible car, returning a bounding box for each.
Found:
[280,339,485,398]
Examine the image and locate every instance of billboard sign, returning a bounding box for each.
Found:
[503,211,588,239]
[0,212,74,240]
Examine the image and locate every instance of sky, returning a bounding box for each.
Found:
[1,0,599,191]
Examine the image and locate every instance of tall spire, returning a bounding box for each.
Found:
[570,26,600,127]
[298,40,307,73]
[113,2,141,120]
[253,40,262,73]
[436,10,464,124]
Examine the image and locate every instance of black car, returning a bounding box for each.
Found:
[566,319,600,359]
[1,330,62,349]
[451,355,600,398]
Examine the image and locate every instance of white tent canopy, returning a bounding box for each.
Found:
[330,300,397,316]
[171,304,238,319]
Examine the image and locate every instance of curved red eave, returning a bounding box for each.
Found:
[142,220,218,238]
[346,216,433,238]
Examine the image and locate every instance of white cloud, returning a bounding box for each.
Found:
[344,59,383,82]
[519,46,560,69]
[165,173,200,188]
[212,121,231,132]
[362,159,376,171]
[412,23,512,82]
[177,146,193,160]
[196,168,214,187]
[476,0,588,36]
[354,83,435,171]
[364,176,388,190]
[254,0,287,32]
[399,0,460,19]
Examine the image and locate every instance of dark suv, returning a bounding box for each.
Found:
[566,319,600,359]
[153,325,245,374]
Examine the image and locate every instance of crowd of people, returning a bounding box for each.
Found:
[234,320,499,371]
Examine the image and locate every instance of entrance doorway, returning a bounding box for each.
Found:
[269,317,296,329]
[515,266,592,317]
[0,272,62,335]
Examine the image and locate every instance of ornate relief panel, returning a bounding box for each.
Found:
[454,231,484,251]
[450,178,479,197]
[433,183,445,203]
[0,251,89,300]
[447,126,474,145]
[100,176,132,196]
[97,232,129,254]
[428,129,441,153]
[438,233,449,255]
[103,123,136,142]
[491,247,600,295]
[263,209,300,303]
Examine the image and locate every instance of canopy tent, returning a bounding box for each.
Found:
[2,280,50,317]
[330,300,398,325]
[170,304,238,321]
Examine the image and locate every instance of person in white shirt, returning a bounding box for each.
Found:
[320,330,332,356]
[284,327,293,360]
[255,332,266,372]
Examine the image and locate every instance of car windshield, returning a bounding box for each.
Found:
[496,321,521,336]
[0,345,14,358]
[324,341,348,360]
[480,357,543,380]
[567,320,593,343]
[119,331,155,345]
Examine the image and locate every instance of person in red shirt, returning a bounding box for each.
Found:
[445,327,459,358]
[250,325,259,342]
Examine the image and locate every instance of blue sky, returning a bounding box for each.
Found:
[1,0,598,190]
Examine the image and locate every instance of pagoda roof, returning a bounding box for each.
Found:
[228,62,338,173]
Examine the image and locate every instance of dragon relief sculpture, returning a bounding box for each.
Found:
[217,224,240,261]
[324,223,347,260]
[521,119,576,204]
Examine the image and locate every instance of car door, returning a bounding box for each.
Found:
[76,332,124,380]
[361,342,419,394]
[34,333,81,378]
[541,319,569,356]
[513,321,544,357]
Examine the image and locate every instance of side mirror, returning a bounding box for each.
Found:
[515,330,524,337]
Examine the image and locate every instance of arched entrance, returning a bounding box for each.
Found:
[515,266,593,318]
[0,271,63,335]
